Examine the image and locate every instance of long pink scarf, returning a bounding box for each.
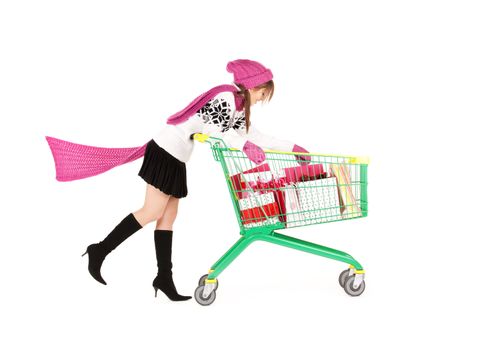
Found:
[46,85,243,182]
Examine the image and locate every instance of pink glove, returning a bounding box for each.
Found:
[293,144,311,164]
[243,141,266,164]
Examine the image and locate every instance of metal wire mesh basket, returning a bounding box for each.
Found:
[204,135,368,231]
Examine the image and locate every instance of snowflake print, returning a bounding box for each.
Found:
[232,112,246,130]
[197,98,232,132]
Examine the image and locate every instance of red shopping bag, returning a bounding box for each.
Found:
[230,163,271,199]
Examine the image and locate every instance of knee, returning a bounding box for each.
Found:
[137,206,166,223]
[149,207,166,222]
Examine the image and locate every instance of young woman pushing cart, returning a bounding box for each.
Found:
[46,59,310,301]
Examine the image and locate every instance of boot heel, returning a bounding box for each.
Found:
[154,286,158,298]
[81,250,88,257]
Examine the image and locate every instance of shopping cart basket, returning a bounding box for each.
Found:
[192,133,368,305]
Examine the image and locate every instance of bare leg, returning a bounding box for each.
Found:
[133,184,171,227]
[156,196,180,230]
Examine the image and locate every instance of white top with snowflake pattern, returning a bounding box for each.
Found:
[153,91,294,163]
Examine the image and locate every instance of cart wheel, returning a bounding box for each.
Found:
[198,274,219,291]
[198,274,207,286]
[339,269,350,288]
[343,275,365,297]
[194,285,216,306]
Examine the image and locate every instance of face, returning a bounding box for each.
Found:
[248,88,267,105]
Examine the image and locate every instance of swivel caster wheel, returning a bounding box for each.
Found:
[343,275,365,297]
[194,285,217,306]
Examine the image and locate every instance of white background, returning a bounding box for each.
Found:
[1,0,494,349]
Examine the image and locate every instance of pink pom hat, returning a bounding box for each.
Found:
[226,59,273,89]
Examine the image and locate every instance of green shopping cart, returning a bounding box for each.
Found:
[192,133,368,306]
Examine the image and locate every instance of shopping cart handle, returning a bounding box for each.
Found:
[190,133,210,143]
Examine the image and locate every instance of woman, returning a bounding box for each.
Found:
[46,59,310,302]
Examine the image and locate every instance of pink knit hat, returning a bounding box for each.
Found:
[226,59,273,89]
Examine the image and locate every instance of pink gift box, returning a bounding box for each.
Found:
[283,164,327,183]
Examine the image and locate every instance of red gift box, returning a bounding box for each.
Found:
[231,164,288,224]
[249,178,287,223]
[283,164,327,183]
[240,202,281,225]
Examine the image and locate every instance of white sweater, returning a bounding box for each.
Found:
[153,92,294,162]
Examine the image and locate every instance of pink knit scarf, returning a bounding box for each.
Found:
[46,85,243,182]
[167,84,243,124]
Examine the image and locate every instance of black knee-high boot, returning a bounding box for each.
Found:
[153,230,191,301]
[82,213,142,285]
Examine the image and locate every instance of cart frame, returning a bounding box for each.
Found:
[192,134,368,305]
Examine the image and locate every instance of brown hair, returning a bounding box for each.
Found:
[235,80,274,133]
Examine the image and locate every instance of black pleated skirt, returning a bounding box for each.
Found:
[138,139,188,198]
